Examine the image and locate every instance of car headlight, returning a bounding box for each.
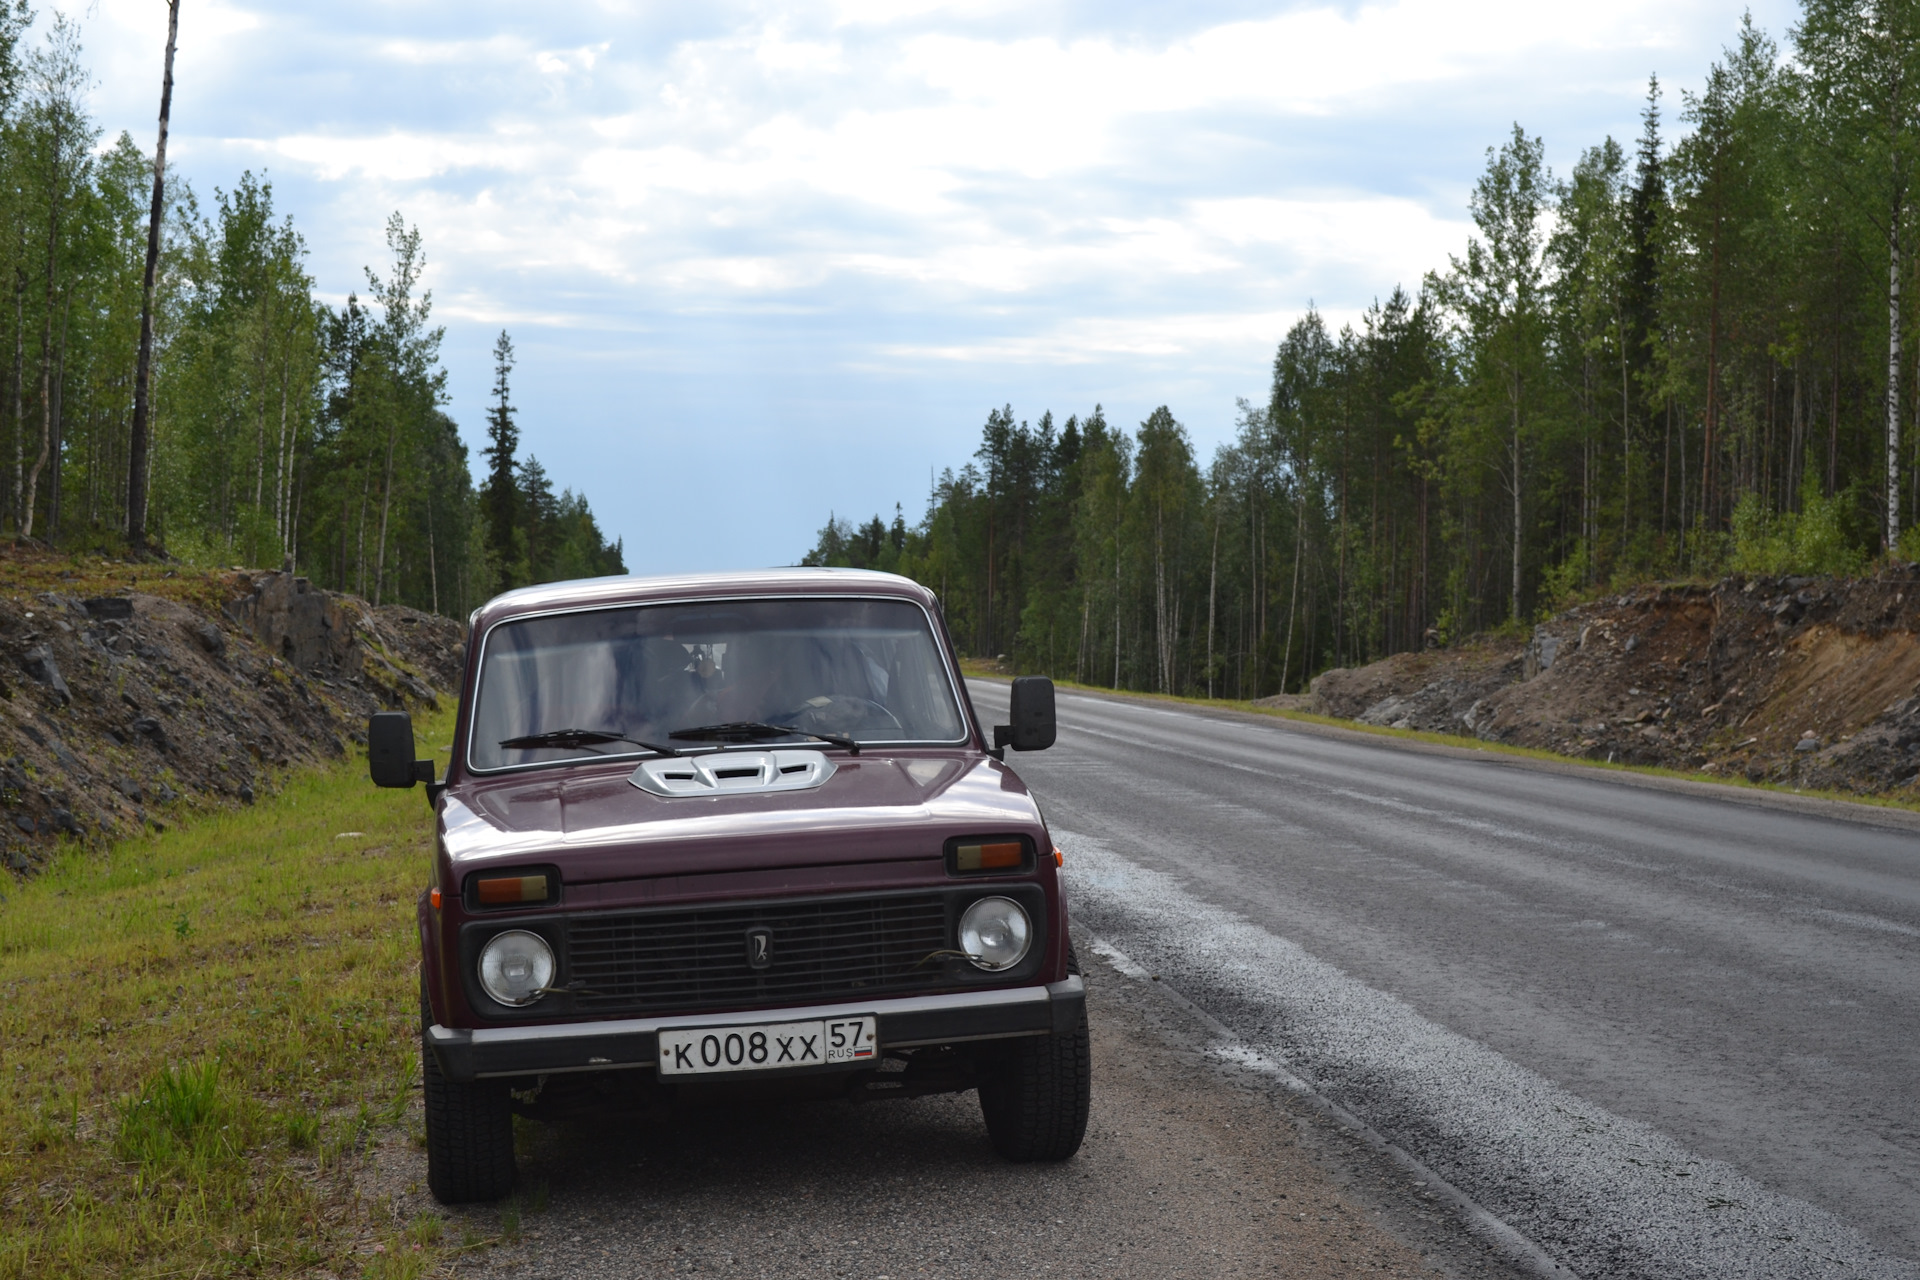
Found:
[478,930,555,1006]
[958,896,1031,972]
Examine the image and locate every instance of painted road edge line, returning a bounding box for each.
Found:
[1085,932,1581,1280]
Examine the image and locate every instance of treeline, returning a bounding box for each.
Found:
[805,1,1920,697]
[0,13,621,612]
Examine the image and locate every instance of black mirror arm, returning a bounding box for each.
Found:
[412,758,445,805]
[988,724,1010,761]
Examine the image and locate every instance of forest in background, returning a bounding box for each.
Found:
[805,0,1920,698]
[0,11,623,615]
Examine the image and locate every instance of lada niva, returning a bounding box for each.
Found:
[368,568,1089,1203]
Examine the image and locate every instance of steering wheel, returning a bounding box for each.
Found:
[780,694,903,736]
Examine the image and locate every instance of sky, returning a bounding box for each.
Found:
[83,0,1799,574]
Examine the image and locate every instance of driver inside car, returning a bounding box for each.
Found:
[701,631,801,725]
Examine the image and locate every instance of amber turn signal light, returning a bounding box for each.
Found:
[948,837,1031,875]
[430,887,442,910]
[475,874,551,906]
[955,841,1023,871]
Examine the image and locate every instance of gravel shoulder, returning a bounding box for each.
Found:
[365,940,1533,1279]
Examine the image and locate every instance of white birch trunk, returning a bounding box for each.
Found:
[1890,227,1903,552]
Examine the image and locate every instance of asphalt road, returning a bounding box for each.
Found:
[964,679,1920,1279]
[377,941,1527,1279]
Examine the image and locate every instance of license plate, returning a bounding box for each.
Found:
[656,1015,878,1077]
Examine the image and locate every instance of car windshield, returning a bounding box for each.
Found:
[468,596,968,771]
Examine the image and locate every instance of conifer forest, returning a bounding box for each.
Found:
[0,11,623,612]
[805,2,1920,698]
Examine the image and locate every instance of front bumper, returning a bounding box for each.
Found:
[425,976,1087,1082]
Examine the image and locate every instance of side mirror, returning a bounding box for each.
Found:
[369,711,436,791]
[993,676,1056,753]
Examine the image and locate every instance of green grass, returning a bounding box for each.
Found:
[965,666,1920,817]
[0,708,457,1279]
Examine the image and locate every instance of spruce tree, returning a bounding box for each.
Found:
[518,453,555,582]
[482,329,518,590]
[1624,76,1665,407]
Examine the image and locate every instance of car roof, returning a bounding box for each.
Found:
[468,567,941,632]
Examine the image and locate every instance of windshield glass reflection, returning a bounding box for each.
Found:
[469,597,967,771]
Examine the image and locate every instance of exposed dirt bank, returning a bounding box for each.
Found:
[1294,567,1920,797]
[0,549,462,878]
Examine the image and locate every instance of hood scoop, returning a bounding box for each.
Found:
[628,749,837,798]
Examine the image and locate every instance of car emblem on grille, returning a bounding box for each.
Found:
[745,927,773,971]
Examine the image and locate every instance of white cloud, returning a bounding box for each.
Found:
[256,133,530,183]
[65,0,1803,570]
[199,0,1727,314]
[377,35,530,67]
[876,308,1309,365]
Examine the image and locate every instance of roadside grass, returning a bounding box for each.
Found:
[0,543,251,614]
[0,707,456,1279]
[960,662,1920,817]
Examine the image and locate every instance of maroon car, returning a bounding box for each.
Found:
[369,568,1089,1203]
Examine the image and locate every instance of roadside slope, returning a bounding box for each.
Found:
[0,548,461,880]
[1304,567,1920,795]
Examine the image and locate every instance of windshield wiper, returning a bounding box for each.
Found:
[498,728,682,756]
[667,721,860,755]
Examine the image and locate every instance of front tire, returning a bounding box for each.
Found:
[421,1016,516,1203]
[978,1001,1091,1162]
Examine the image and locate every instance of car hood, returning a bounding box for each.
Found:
[438,750,1042,882]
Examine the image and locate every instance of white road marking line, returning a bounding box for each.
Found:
[1088,933,1578,1279]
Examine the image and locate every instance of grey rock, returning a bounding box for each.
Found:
[187,621,227,658]
[18,645,70,703]
[10,814,33,834]
[83,596,133,621]
[223,573,361,674]
[115,778,144,803]
[49,809,78,835]
[1523,628,1562,680]
[1358,694,1413,727]
[4,848,26,871]
[237,782,255,804]
[1795,736,1821,752]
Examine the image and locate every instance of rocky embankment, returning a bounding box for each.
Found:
[1297,568,1920,796]
[0,552,463,879]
